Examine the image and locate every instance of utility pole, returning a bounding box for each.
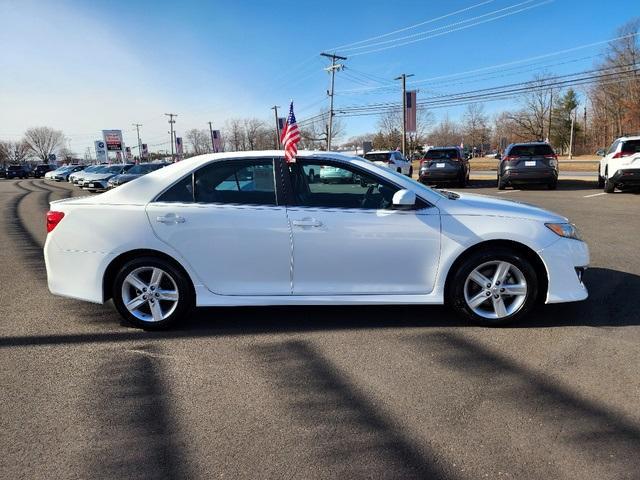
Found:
[164,113,177,162]
[394,73,414,157]
[132,123,142,163]
[568,107,577,159]
[547,89,553,142]
[320,52,346,151]
[271,105,281,149]
[207,121,215,152]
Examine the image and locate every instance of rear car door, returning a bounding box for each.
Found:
[285,159,441,295]
[147,158,292,296]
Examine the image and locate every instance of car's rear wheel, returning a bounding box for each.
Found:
[497,175,507,190]
[449,248,538,326]
[547,180,557,190]
[408,166,413,177]
[112,256,193,330]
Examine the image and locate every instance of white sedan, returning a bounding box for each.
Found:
[44,151,589,329]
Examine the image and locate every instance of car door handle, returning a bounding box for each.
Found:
[292,218,323,227]
[156,214,186,224]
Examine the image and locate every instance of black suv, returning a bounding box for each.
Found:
[5,165,29,179]
[498,142,558,190]
[32,164,56,178]
[419,147,469,187]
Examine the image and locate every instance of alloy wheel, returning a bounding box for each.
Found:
[121,266,179,322]
[464,260,528,320]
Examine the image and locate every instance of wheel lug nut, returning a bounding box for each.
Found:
[143,287,147,292]
[486,284,491,288]
[494,294,499,298]
[155,293,159,297]
[496,281,501,286]
[500,288,505,292]
[485,291,491,296]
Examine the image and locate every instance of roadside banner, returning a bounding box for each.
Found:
[102,130,124,152]
[94,140,108,163]
[405,90,417,133]
[176,136,183,159]
[125,146,132,161]
[141,143,149,159]
[211,130,222,153]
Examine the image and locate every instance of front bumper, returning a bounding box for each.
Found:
[503,167,557,184]
[538,237,589,304]
[84,179,109,190]
[610,168,640,187]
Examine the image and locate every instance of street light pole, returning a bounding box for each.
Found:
[395,73,414,157]
[207,121,215,152]
[164,113,177,162]
[271,105,281,149]
[568,107,577,160]
[320,52,347,151]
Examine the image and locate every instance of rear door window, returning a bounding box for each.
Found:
[364,152,392,163]
[621,140,640,154]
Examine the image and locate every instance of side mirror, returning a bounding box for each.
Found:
[494,153,501,160]
[392,189,416,209]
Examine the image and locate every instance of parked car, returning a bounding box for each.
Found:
[70,165,106,185]
[32,164,56,178]
[418,146,469,187]
[363,150,412,176]
[0,167,6,179]
[107,162,169,189]
[44,151,589,330]
[5,164,29,179]
[52,165,85,182]
[497,142,558,190]
[319,165,356,183]
[597,135,640,193]
[44,167,63,180]
[83,164,134,191]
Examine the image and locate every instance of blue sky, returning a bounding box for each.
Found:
[0,0,638,155]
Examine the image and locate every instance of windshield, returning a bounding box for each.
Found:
[103,165,126,174]
[425,149,460,160]
[508,144,554,156]
[364,152,392,162]
[127,163,163,174]
[364,160,448,200]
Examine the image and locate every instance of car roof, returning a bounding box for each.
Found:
[428,146,461,150]
[364,150,396,154]
[615,135,640,141]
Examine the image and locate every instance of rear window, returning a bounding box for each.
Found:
[425,149,459,160]
[621,140,640,154]
[508,144,554,157]
[364,152,392,162]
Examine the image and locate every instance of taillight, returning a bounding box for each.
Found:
[613,152,632,159]
[46,211,65,233]
[503,155,518,162]
[544,154,558,160]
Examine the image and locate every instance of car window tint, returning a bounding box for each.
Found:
[291,162,400,210]
[363,153,392,163]
[156,175,194,202]
[621,140,640,154]
[508,144,554,156]
[194,160,276,205]
[425,149,459,160]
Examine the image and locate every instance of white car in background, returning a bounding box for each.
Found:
[44,151,588,330]
[598,135,640,193]
[363,150,413,177]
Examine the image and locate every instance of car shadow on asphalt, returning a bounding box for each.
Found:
[249,339,454,479]
[404,331,640,477]
[464,179,598,191]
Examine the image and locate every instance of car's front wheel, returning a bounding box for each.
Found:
[449,248,538,326]
[604,169,615,193]
[112,256,193,330]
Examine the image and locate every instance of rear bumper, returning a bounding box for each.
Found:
[503,168,557,184]
[538,237,589,304]
[419,168,462,183]
[610,168,640,186]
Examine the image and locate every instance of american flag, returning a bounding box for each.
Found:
[280,101,301,163]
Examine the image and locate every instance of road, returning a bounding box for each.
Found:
[1,178,639,479]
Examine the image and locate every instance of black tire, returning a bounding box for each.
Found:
[408,166,413,178]
[547,180,557,190]
[597,174,605,188]
[112,256,194,330]
[448,247,539,326]
[604,170,615,193]
[497,175,507,190]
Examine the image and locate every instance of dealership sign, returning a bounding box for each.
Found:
[94,140,108,163]
[102,129,124,152]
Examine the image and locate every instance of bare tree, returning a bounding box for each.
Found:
[23,127,66,163]
[0,140,30,165]
[300,110,344,150]
[374,108,433,153]
[427,115,462,147]
[243,118,270,150]
[505,75,554,141]
[185,128,210,155]
[462,103,491,155]
[224,119,245,151]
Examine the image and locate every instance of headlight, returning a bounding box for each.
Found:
[545,223,582,240]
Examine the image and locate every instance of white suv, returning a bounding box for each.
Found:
[598,135,640,193]
[363,150,412,176]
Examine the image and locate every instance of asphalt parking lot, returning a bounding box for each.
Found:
[1,177,639,479]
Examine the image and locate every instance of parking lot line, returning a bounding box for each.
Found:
[583,192,607,198]
[496,190,521,194]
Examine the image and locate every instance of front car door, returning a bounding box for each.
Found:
[285,159,440,296]
[147,158,292,296]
